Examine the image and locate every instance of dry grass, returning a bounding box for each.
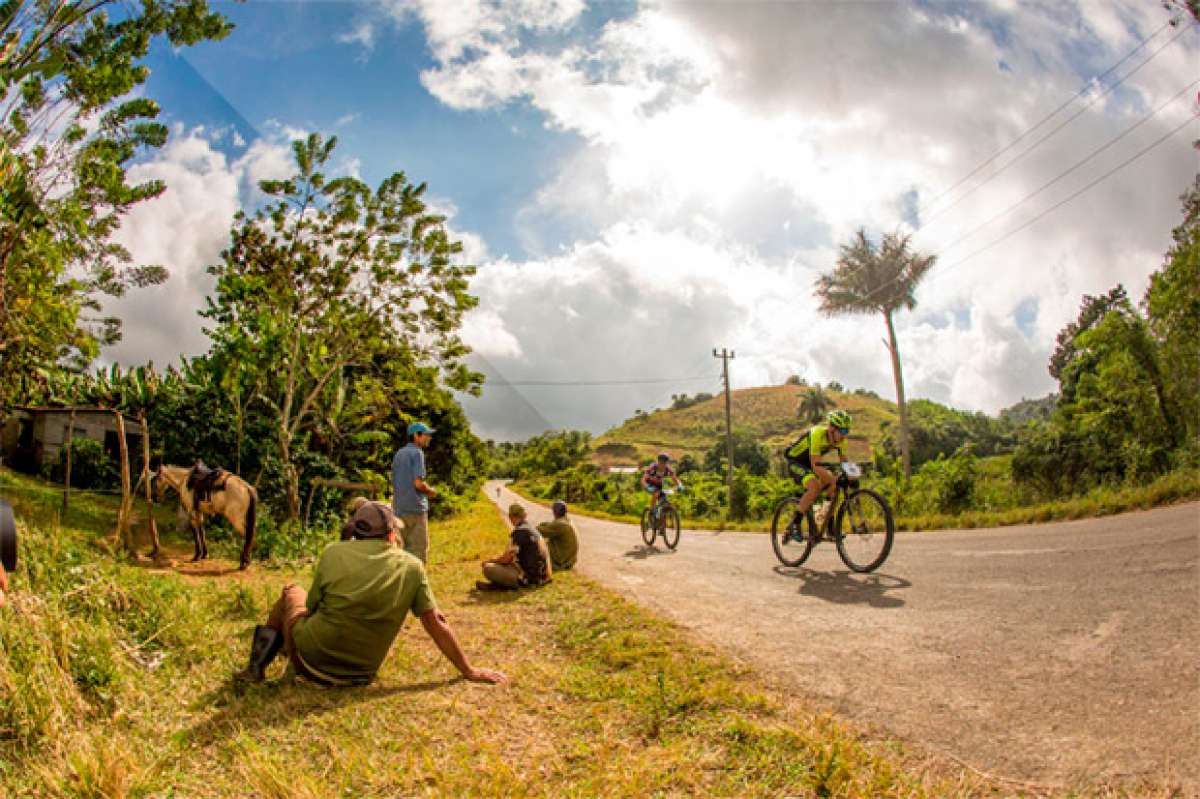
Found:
[0,468,1183,797]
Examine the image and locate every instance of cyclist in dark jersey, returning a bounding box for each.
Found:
[783,410,853,532]
[641,453,682,524]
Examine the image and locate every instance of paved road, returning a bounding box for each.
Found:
[488,482,1199,789]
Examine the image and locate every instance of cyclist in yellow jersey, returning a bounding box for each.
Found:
[783,410,853,530]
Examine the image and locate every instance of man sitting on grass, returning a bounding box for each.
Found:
[235,500,506,687]
[537,500,578,572]
[477,503,551,591]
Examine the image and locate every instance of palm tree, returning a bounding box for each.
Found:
[815,228,935,480]
[797,385,835,423]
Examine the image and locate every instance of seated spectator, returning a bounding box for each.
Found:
[537,500,578,571]
[235,501,505,686]
[477,503,551,591]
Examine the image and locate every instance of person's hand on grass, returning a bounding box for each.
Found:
[464,667,507,685]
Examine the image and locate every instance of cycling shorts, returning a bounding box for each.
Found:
[644,482,660,493]
[786,460,820,488]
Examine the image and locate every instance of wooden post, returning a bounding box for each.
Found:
[138,412,160,557]
[62,408,76,514]
[713,348,736,514]
[113,410,134,555]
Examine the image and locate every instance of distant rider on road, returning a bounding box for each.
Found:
[641,453,683,523]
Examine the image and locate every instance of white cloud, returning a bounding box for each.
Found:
[101,129,295,368]
[386,0,1198,435]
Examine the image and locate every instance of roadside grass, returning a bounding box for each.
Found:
[0,468,1181,797]
[511,468,1200,535]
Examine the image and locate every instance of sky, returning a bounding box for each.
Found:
[102,0,1200,441]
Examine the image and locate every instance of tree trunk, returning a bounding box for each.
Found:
[279,425,300,520]
[884,310,912,481]
[62,408,75,514]
[139,412,160,556]
[114,411,135,554]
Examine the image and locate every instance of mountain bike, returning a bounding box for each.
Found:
[770,463,894,573]
[641,487,681,550]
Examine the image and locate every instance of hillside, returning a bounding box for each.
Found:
[592,385,897,467]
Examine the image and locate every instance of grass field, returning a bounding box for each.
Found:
[0,467,1044,798]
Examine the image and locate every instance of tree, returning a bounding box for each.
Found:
[704,429,769,476]
[816,229,935,480]
[1144,174,1200,448]
[0,0,232,409]
[797,385,835,423]
[203,134,480,519]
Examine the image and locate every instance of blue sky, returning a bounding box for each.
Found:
[106,0,1200,440]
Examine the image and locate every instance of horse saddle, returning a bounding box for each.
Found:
[187,461,228,504]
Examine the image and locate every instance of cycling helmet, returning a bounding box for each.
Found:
[827,410,852,430]
[657,452,670,463]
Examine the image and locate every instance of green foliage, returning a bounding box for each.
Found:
[669,392,713,411]
[999,394,1057,425]
[202,133,482,518]
[703,428,770,476]
[797,385,834,423]
[880,399,1014,468]
[0,0,232,408]
[54,437,117,490]
[488,430,592,479]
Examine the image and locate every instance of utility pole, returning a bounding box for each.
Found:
[713,348,735,513]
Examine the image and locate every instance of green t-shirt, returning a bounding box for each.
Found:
[537,517,579,571]
[292,539,436,683]
[785,425,847,462]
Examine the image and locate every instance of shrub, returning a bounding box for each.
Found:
[53,438,119,490]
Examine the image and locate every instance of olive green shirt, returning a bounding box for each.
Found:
[537,516,579,571]
[292,539,436,683]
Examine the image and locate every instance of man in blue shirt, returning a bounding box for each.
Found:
[392,422,437,563]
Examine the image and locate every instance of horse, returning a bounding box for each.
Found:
[153,462,258,569]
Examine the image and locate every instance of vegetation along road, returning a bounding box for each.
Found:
[492,481,1198,790]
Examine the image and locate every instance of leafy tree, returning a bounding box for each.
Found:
[1144,174,1199,448]
[0,0,232,409]
[881,399,1014,467]
[784,374,805,386]
[999,394,1057,425]
[203,134,480,518]
[704,429,769,476]
[816,229,935,480]
[797,385,835,423]
[826,380,844,392]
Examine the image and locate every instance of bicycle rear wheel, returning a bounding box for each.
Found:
[835,489,894,573]
[770,496,815,567]
[662,506,680,549]
[641,508,656,546]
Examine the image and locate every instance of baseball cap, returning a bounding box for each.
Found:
[342,501,403,540]
[407,422,435,436]
[507,503,527,519]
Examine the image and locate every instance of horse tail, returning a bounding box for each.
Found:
[240,487,257,569]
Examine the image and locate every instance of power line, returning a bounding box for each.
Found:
[934,111,1197,276]
[500,374,719,387]
[933,78,1199,256]
[918,21,1194,231]
[854,107,1197,307]
[920,18,1175,214]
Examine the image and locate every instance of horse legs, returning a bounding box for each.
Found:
[198,519,209,561]
[189,515,203,562]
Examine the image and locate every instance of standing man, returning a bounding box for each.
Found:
[392,421,437,563]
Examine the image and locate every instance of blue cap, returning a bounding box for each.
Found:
[407,422,435,436]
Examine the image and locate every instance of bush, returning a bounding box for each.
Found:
[54,438,119,490]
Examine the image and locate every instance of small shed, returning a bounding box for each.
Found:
[0,407,139,472]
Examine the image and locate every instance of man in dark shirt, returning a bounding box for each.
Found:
[477,503,551,590]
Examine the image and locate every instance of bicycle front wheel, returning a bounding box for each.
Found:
[662,507,681,549]
[835,489,894,573]
[641,508,656,546]
[770,496,815,567]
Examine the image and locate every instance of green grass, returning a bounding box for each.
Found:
[0,468,1181,797]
